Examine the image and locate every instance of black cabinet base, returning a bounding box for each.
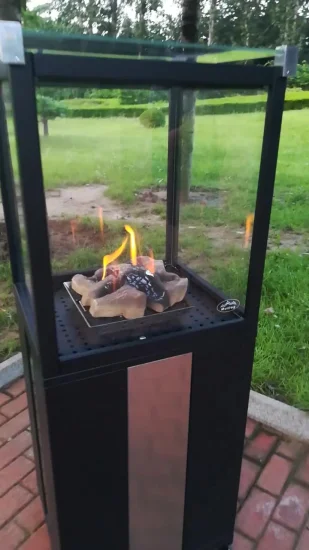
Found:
[22,319,252,550]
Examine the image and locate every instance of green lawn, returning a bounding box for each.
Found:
[4,109,309,408]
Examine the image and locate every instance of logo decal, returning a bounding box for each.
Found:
[217,299,240,313]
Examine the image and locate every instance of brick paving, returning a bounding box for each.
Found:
[0,378,309,549]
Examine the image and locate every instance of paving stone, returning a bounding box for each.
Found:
[295,453,309,486]
[0,521,26,549]
[245,431,278,463]
[0,414,6,427]
[21,470,38,495]
[273,483,309,530]
[0,484,32,528]
[245,419,257,439]
[24,447,34,461]
[233,531,254,549]
[256,521,296,549]
[0,409,30,444]
[16,496,44,533]
[0,455,34,497]
[238,458,260,500]
[236,487,276,539]
[0,431,32,470]
[6,378,26,398]
[0,393,10,407]
[296,528,309,549]
[257,454,292,496]
[19,524,51,550]
[0,393,28,419]
[277,440,305,460]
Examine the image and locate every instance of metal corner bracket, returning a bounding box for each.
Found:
[275,45,298,77]
[0,21,25,66]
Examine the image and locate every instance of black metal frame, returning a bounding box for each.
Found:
[0,50,287,550]
[4,52,286,375]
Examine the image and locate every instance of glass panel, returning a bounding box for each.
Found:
[38,86,168,279]
[23,29,276,65]
[2,83,33,301]
[177,88,266,307]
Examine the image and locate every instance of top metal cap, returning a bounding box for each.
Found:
[0,21,25,65]
[275,45,298,77]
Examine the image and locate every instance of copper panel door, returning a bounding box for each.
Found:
[128,354,192,550]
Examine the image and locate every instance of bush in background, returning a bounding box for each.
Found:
[119,89,168,105]
[139,108,166,128]
[289,62,309,90]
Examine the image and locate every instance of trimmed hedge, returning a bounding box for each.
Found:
[61,91,309,119]
[140,108,165,128]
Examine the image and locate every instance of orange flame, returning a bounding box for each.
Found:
[125,224,137,266]
[102,236,128,280]
[244,213,254,249]
[98,207,104,240]
[70,220,77,246]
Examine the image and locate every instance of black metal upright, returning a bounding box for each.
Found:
[1,38,289,550]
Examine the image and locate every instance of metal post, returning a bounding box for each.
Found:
[245,76,287,330]
[165,88,183,265]
[9,53,59,378]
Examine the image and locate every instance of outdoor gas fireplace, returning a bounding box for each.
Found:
[0,26,296,550]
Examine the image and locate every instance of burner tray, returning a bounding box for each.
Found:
[63,281,192,330]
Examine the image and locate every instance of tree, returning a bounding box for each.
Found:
[36,95,66,136]
[134,0,162,39]
[0,0,25,21]
[208,0,217,45]
[179,0,200,202]
[51,0,130,36]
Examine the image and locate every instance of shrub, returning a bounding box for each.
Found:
[85,88,120,99]
[119,89,168,105]
[289,62,309,90]
[60,90,309,119]
[139,108,165,128]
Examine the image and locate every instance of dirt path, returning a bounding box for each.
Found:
[0,184,308,253]
[0,184,162,224]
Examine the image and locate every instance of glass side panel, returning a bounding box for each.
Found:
[2,83,33,302]
[38,86,168,281]
[177,88,266,307]
[23,29,276,64]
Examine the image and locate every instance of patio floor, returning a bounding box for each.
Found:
[0,377,309,549]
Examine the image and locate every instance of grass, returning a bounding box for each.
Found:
[0,263,19,362]
[3,109,309,408]
[8,109,309,230]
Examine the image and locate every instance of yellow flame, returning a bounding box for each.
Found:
[125,224,137,266]
[98,207,104,240]
[102,236,128,280]
[244,213,254,249]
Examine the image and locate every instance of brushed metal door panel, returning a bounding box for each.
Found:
[128,353,192,550]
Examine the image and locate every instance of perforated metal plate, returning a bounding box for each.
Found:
[54,280,240,358]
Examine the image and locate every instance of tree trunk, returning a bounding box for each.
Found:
[111,0,118,37]
[292,0,300,44]
[208,0,216,46]
[42,118,48,137]
[137,0,147,39]
[179,0,200,203]
[0,0,22,21]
